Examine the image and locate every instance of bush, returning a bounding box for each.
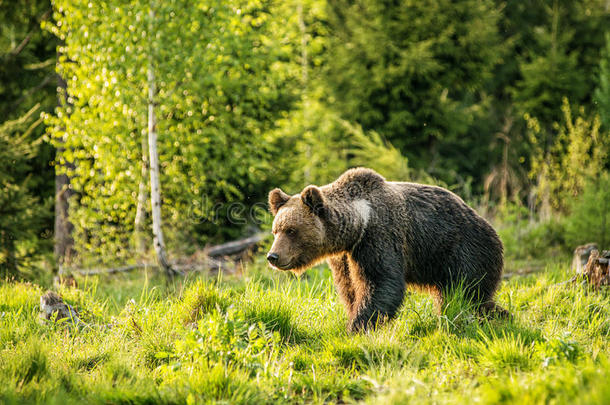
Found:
[158,306,280,377]
[0,107,51,278]
[496,203,568,260]
[564,173,610,249]
[498,171,610,259]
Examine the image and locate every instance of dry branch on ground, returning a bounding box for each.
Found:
[60,233,266,277]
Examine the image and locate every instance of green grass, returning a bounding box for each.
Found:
[1,259,610,404]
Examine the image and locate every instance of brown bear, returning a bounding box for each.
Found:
[267,167,508,332]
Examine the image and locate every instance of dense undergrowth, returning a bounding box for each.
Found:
[1,258,610,404]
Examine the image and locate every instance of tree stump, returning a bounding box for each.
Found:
[580,249,610,289]
[39,291,84,327]
[572,243,598,274]
[53,274,78,289]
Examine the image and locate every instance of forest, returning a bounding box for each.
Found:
[1,0,610,403]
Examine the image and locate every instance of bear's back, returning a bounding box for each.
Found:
[385,181,503,286]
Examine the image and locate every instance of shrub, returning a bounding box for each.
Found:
[526,99,607,216]
[564,173,610,249]
[498,217,567,260]
[158,306,280,377]
[0,107,51,278]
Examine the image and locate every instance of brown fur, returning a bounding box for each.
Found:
[268,168,508,332]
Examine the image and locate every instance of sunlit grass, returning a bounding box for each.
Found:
[1,260,609,404]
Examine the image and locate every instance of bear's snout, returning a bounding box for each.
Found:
[267,252,280,265]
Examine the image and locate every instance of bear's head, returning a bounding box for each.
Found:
[267,185,330,272]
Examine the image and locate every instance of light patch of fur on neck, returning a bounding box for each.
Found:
[353,199,371,227]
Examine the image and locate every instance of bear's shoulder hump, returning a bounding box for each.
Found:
[335,167,385,190]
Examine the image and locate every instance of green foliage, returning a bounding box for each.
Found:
[476,332,534,371]
[270,96,351,190]
[0,0,608,275]
[0,0,57,120]
[346,123,410,181]
[323,0,505,182]
[512,2,587,130]
[564,173,610,249]
[44,0,297,264]
[272,95,433,193]
[181,279,232,324]
[0,340,49,387]
[526,99,607,216]
[534,333,580,367]
[273,91,442,197]
[0,106,51,277]
[500,0,609,134]
[497,206,568,260]
[158,306,280,378]
[346,121,442,186]
[0,0,56,277]
[595,33,610,130]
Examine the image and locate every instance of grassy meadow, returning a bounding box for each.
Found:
[1,257,610,404]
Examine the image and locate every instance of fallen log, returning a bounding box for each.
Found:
[71,264,154,276]
[206,233,266,257]
[61,233,267,276]
[175,257,236,273]
[65,260,232,277]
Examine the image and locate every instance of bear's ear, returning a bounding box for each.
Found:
[301,185,326,217]
[269,188,291,215]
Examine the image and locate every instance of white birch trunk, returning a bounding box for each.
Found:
[147,5,175,278]
[298,2,312,184]
[134,133,148,256]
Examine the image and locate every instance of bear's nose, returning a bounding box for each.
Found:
[267,252,279,264]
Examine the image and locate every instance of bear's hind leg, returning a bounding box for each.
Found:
[430,287,444,315]
[478,301,511,319]
[436,283,510,320]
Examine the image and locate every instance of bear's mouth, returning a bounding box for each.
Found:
[270,262,293,271]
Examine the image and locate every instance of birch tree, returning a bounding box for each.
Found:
[147,3,175,277]
[45,0,296,266]
[134,134,149,257]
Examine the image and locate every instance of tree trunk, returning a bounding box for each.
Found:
[134,132,148,257]
[298,2,312,184]
[54,73,74,270]
[1,236,17,279]
[298,2,307,85]
[538,168,552,222]
[147,5,175,279]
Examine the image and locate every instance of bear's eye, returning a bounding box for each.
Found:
[286,228,297,236]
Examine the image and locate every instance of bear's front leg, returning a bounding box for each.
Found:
[328,254,357,318]
[347,246,406,332]
[349,281,405,332]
